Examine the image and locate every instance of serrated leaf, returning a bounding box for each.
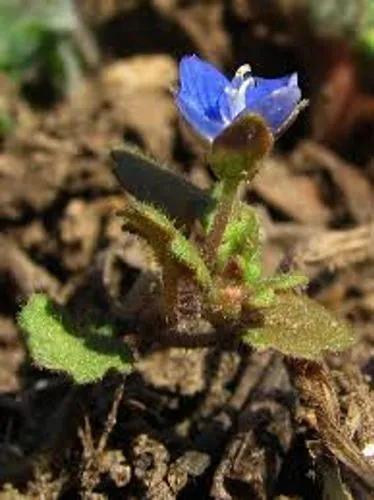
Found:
[112,146,213,225]
[242,293,355,359]
[18,294,133,384]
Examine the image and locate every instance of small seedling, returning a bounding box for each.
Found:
[16,47,373,496]
[19,54,354,380]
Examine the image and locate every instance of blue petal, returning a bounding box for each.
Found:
[245,84,302,134]
[179,55,229,121]
[176,91,225,141]
[217,89,233,123]
[175,56,303,140]
[245,74,297,108]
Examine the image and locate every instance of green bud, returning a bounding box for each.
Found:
[207,113,274,183]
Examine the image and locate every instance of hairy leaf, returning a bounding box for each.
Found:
[112,146,213,225]
[259,273,309,290]
[243,293,355,359]
[18,294,133,384]
[122,197,212,290]
[217,204,261,273]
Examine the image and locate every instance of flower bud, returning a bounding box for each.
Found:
[208,113,273,183]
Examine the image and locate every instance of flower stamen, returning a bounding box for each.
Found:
[220,64,255,122]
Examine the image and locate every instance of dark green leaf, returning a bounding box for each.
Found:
[111,146,213,225]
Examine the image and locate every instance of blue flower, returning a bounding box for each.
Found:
[175,55,304,142]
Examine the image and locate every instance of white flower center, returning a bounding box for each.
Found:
[222,64,254,122]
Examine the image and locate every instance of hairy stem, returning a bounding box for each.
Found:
[204,179,240,269]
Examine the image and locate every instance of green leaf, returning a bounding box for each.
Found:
[259,273,309,290]
[123,198,212,290]
[242,293,355,359]
[112,146,213,226]
[248,274,308,308]
[242,252,262,283]
[250,286,276,308]
[18,294,133,384]
[170,234,212,289]
[216,204,261,272]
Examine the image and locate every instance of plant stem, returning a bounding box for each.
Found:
[286,358,374,491]
[204,178,239,269]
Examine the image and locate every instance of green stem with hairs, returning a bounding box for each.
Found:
[204,178,240,269]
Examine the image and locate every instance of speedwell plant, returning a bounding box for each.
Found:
[19,55,354,383]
